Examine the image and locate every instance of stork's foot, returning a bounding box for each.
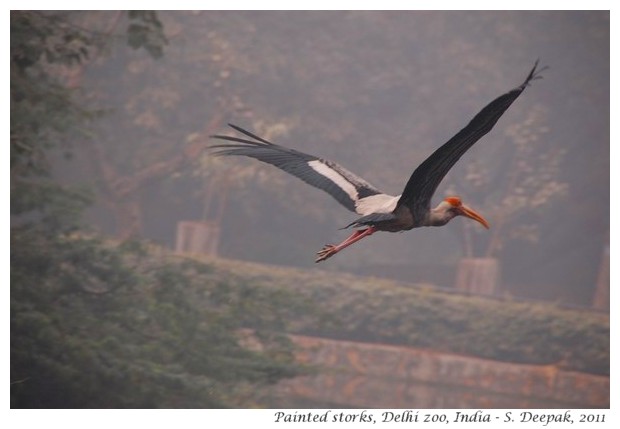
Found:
[315,227,376,263]
[315,244,337,263]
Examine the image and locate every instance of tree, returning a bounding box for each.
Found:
[11,11,170,234]
[11,229,303,408]
[11,11,306,408]
[11,11,96,232]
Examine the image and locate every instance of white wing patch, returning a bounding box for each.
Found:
[308,160,359,202]
[355,194,400,216]
[308,159,399,215]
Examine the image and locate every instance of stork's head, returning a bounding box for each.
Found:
[432,196,490,229]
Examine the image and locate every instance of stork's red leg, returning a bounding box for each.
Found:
[315,227,376,263]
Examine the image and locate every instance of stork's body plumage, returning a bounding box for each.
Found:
[210,62,545,262]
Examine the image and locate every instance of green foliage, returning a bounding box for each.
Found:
[205,258,609,376]
[11,11,93,72]
[12,17,87,177]
[11,181,93,235]
[11,11,101,232]
[127,11,168,59]
[11,232,304,408]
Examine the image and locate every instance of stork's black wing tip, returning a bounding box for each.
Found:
[207,134,269,150]
[522,59,549,87]
[225,123,274,145]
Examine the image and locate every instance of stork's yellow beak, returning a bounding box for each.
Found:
[458,204,490,229]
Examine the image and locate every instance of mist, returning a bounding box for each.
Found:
[58,10,609,305]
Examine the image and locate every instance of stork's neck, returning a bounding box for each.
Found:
[425,201,457,227]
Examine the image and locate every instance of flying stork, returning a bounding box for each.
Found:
[209,62,545,262]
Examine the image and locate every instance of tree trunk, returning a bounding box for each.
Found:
[112,199,143,241]
[455,258,500,296]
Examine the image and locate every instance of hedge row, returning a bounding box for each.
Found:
[203,257,609,376]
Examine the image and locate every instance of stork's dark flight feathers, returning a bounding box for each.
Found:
[209,61,546,262]
[209,124,384,214]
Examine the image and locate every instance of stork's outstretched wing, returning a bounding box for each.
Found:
[396,61,546,222]
[209,124,386,214]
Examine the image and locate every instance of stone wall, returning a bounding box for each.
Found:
[275,335,609,408]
